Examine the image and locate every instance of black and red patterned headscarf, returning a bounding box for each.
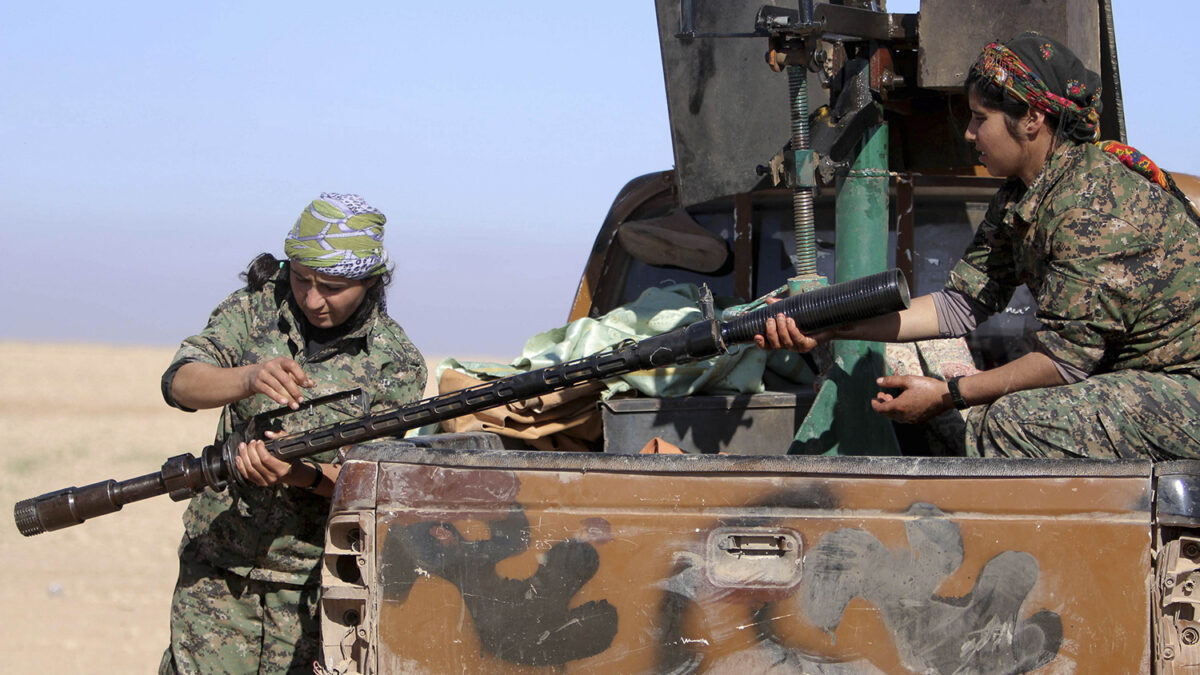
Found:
[971,32,1199,221]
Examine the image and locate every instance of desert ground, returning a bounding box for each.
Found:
[0,342,455,673]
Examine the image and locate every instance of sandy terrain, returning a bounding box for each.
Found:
[0,342,464,674]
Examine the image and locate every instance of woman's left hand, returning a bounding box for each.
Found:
[234,430,295,487]
[753,298,827,353]
[870,375,952,424]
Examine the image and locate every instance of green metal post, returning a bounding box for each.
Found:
[833,122,897,454]
[791,121,898,455]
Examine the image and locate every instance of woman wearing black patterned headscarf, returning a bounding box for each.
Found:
[760,32,1200,460]
[967,32,1199,213]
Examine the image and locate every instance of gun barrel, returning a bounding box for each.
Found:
[720,268,910,342]
[266,270,909,464]
[15,269,910,536]
[16,449,222,537]
[260,319,726,466]
[15,471,167,536]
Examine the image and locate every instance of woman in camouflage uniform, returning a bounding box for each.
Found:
[158,193,427,674]
[760,33,1200,460]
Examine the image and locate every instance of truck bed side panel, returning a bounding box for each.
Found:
[333,449,1152,674]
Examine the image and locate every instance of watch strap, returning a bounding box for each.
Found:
[946,376,969,410]
[299,459,324,489]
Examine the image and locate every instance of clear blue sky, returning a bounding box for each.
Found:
[2,1,1194,357]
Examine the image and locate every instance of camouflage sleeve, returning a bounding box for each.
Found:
[1030,208,1134,376]
[162,289,254,393]
[160,356,201,411]
[944,182,1023,313]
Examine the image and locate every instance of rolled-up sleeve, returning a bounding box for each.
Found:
[161,292,253,410]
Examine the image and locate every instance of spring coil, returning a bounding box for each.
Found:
[788,65,817,277]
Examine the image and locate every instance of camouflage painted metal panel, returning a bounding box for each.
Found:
[332,451,1152,674]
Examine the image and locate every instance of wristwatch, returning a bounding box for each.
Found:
[946,376,970,410]
[299,459,324,490]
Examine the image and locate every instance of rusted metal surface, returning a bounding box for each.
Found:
[654,0,796,207]
[1096,0,1126,142]
[329,459,378,513]
[325,447,1153,673]
[600,392,806,455]
[917,0,1101,91]
[1157,536,1200,673]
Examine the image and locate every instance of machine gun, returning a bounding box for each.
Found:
[14,269,910,537]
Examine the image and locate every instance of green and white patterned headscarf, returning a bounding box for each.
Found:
[284,193,388,279]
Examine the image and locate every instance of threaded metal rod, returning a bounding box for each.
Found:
[788,64,817,276]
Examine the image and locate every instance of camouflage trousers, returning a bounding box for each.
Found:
[158,545,321,675]
[964,370,1200,460]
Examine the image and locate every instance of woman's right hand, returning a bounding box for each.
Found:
[243,357,314,409]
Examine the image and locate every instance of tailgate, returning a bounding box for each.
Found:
[322,444,1153,674]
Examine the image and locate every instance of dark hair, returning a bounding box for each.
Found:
[965,72,1060,141]
[240,252,391,308]
[241,252,284,290]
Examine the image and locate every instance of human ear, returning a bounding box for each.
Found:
[1024,110,1047,138]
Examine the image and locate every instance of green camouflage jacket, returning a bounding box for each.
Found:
[947,142,1200,377]
[164,272,426,585]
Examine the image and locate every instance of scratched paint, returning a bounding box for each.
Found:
[323,449,1152,673]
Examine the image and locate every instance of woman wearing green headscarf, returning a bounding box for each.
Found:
[760,33,1200,460]
[158,193,427,674]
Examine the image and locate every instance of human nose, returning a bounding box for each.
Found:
[301,285,325,311]
[964,120,978,143]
